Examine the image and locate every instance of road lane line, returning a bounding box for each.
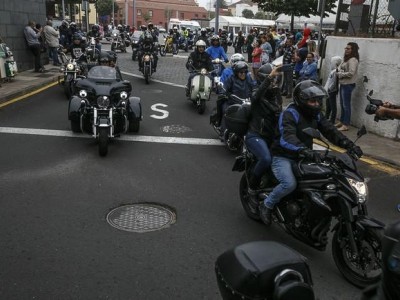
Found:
[0,127,224,146]
[121,71,185,88]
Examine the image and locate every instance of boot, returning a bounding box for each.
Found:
[259,203,272,226]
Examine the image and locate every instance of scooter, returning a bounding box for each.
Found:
[187,64,214,114]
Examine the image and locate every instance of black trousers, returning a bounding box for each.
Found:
[29,44,42,71]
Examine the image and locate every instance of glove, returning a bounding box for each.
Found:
[349,145,363,158]
[299,148,323,163]
[224,59,229,63]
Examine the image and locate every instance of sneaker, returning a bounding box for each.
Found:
[338,125,349,131]
[334,122,343,128]
[259,203,272,226]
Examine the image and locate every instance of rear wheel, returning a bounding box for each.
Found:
[98,127,109,156]
[239,174,261,221]
[332,226,383,288]
[70,119,81,133]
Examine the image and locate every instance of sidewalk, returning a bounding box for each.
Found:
[1,65,400,172]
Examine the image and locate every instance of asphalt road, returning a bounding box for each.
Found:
[0,45,399,299]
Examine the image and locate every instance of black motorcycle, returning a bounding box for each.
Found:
[68,66,142,156]
[130,31,141,61]
[140,51,154,84]
[233,126,385,288]
[110,30,126,53]
[58,54,86,100]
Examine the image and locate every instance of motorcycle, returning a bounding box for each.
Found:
[211,58,224,93]
[86,37,100,64]
[233,126,385,288]
[110,30,126,53]
[186,65,214,114]
[141,51,154,84]
[68,65,142,156]
[130,32,141,61]
[211,93,251,152]
[178,36,188,52]
[159,34,173,56]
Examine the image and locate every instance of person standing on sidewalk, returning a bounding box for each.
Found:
[43,20,61,66]
[24,20,44,72]
[336,42,360,131]
[245,29,255,63]
[281,36,295,98]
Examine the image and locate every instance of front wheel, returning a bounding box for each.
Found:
[332,226,383,288]
[159,46,166,56]
[70,119,81,133]
[98,127,109,156]
[197,98,206,114]
[239,174,261,221]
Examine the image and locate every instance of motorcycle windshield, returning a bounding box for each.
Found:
[87,66,118,80]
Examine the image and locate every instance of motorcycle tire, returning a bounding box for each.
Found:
[197,99,206,114]
[332,226,383,288]
[132,53,136,61]
[64,78,73,99]
[70,119,81,133]
[159,46,166,57]
[239,174,261,221]
[111,44,115,52]
[128,120,140,133]
[98,127,109,156]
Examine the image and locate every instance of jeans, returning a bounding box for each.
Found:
[339,83,355,126]
[245,131,272,183]
[325,92,338,124]
[282,70,293,95]
[49,47,60,65]
[29,44,42,71]
[264,156,297,209]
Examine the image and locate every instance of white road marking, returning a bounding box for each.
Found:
[0,127,224,146]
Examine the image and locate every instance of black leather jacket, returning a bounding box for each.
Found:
[186,50,213,72]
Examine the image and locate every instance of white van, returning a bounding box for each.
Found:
[168,19,201,32]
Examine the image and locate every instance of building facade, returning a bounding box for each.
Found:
[113,0,208,29]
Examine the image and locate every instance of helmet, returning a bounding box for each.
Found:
[173,26,178,30]
[257,63,273,81]
[70,22,76,28]
[147,22,153,29]
[92,24,99,32]
[293,80,327,117]
[211,35,219,42]
[98,51,114,66]
[230,53,245,65]
[181,26,186,30]
[72,33,82,43]
[140,25,147,31]
[200,27,206,34]
[232,61,248,75]
[62,20,69,27]
[117,24,123,30]
[195,40,206,51]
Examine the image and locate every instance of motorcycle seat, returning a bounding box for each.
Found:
[293,163,332,179]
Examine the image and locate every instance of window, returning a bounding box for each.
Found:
[137,9,141,16]
[149,10,153,17]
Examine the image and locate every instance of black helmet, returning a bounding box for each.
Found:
[293,80,327,117]
[257,63,273,81]
[92,24,99,32]
[72,33,82,41]
[140,25,147,31]
[147,22,153,29]
[98,51,113,66]
[232,61,248,75]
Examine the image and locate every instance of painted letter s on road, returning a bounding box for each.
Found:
[150,103,169,119]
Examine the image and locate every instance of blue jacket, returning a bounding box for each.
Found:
[205,45,228,61]
[299,61,318,81]
[220,67,254,87]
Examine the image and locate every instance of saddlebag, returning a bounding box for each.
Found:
[225,104,251,136]
[215,241,314,300]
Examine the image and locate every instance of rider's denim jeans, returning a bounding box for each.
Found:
[264,156,297,209]
[245,131,272,180]
[339,83,356,126]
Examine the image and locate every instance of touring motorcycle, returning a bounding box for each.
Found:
[68,66,142,156]
[233,126,385,288]
[110,29,126,53]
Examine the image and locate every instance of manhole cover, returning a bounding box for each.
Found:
[106,203,176,233]
[161,125,192,134]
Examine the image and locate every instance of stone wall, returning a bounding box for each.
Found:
[320,36,400,139]
[0,0,48,72]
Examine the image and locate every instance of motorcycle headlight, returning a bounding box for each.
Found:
[120,91,128,100]
[200,68,207,75]
[67,63,74,71]
[79,90,87,98]
[113,33,117,37]
[347,178,368,203]
[144,55,150,62]
[97,96,110,108]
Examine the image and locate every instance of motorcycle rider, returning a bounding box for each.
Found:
[66,33,87,62]
[220,53,252,87]
[171,26,181,55]
[87,24,102,53]
[96,51,122,79]
[185,40,214,97]
[59,20,70,47]
[196,28,210,47]
[218,61,254,141]
[259,80,364,225]
[245,64,282,199]
[219,29,229,53]
[138,28,158,73]
[206,35,229,63]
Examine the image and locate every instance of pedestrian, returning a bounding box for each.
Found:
[260,34,272,65]
[24,20,44,72]
[324,56,342,124]
[336,42,360,131]
[233,30,245,53]
[245,29,255,63]
[298,53,318,82]
[307,40,319,62]
[281,37,295,98]
[43,20,61,66]
[251,39,262,79]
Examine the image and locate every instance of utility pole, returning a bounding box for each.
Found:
[61,0,65,19]
[215,0,219,33]
[133,0,136,28]
[125,0,128,25]
[112,0,115,28]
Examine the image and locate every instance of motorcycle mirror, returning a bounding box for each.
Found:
[357,125,367,138]
[369,90,374,96]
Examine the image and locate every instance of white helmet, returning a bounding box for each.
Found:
[195,40,207,50]
[230,53,245,65]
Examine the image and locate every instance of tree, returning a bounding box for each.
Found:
[254,11,266,19]
[214,0,228,9]
[95,0,119,17]
[252,0,336,31]
[242,9,254,19]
